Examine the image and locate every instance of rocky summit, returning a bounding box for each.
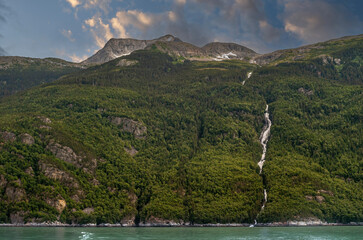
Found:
[82,34,258,64]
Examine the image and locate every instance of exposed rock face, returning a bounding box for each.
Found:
[82,207,94,215]
[83,34,182,64]
[140,216,182,226]
[25,167,35,176]
[128,192,138,207]
[121,215,136,227]
[0,131,16,142]
[46,141,82,167]
[0,175,7,188]
[46,199,67,213]
[124,146,138,156]
[286,217,326,226]
[317,189,334,196]
[56,200,66,212]
[20,133,35,145]
[321,55,333,65]
[110,117,147,139]
[38,116,52,124]
[10,212,26,224]
[39,161,79,189]
[298,87,314,96]
[305,195,314,201]
[5,186,26,202]
[316,196,325,203]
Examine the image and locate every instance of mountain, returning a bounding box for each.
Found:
[252,34,363,66]
[0,56,85,97]
[0,35,362,226]
[202,42,257,59]
[83,34,258,64]
[82,34,182,64]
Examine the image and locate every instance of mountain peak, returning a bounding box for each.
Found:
[82,34,258,64]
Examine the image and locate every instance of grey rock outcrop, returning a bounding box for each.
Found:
[38,116,52,124]
[124,146,138,156]
[10,212,26,224]
[298,87,314,96]
[139,216,183,227]
[0,175,7,188]
[0,131,16,142]
[25,167,35,176]
[82,208,94,215]
[316,196,325,203]
[121,215,136,227]
[20,133,35,145]
[5,185,26,202]
[39,161,79,189]
[46,141,82,167]
[110,117,147,139]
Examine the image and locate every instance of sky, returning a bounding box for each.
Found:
[0,0,362,62]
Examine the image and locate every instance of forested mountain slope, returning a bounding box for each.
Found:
[0,57,84,97]
[0,36,362,225]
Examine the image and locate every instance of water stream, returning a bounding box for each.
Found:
[242,71,253,85]
[251,104,272,226]
[258,105,272,174]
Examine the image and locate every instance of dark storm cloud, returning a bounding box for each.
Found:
[281,0,363,43]
[165,0,281,50]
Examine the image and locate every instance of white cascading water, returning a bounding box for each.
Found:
[242,71,253,86]
[251,104,272,227]
[258,105,272,174]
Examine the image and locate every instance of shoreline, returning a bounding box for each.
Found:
[1,222,362,227]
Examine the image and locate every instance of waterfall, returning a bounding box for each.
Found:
[242,72,252,86]
[258,105,272,174]
[252,104,272,226]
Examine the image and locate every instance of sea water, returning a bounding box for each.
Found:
[0,226,362,240]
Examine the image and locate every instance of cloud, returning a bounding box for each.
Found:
[84,15,113,47]
[83,0,112,14]
[66,0,81,8]
[65,0,111,14]
[61,29,75,42]
[69,53,88,62]
[110,10,161,38]
[55,49,88,62]
[281,0,363,43]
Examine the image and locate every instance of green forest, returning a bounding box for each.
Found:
[0,37,362,225]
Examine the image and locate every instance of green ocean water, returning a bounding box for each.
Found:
[0,226,362,240]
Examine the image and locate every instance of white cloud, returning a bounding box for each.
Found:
[110,10,173,38]
[84,15,114,47]
[55,49,89,63]
[61,29,75,42]
[83,0,112,14]
[69,54,88,62]
[66,0,81,8]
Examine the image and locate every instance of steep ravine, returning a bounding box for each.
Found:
[253,104,272,226]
